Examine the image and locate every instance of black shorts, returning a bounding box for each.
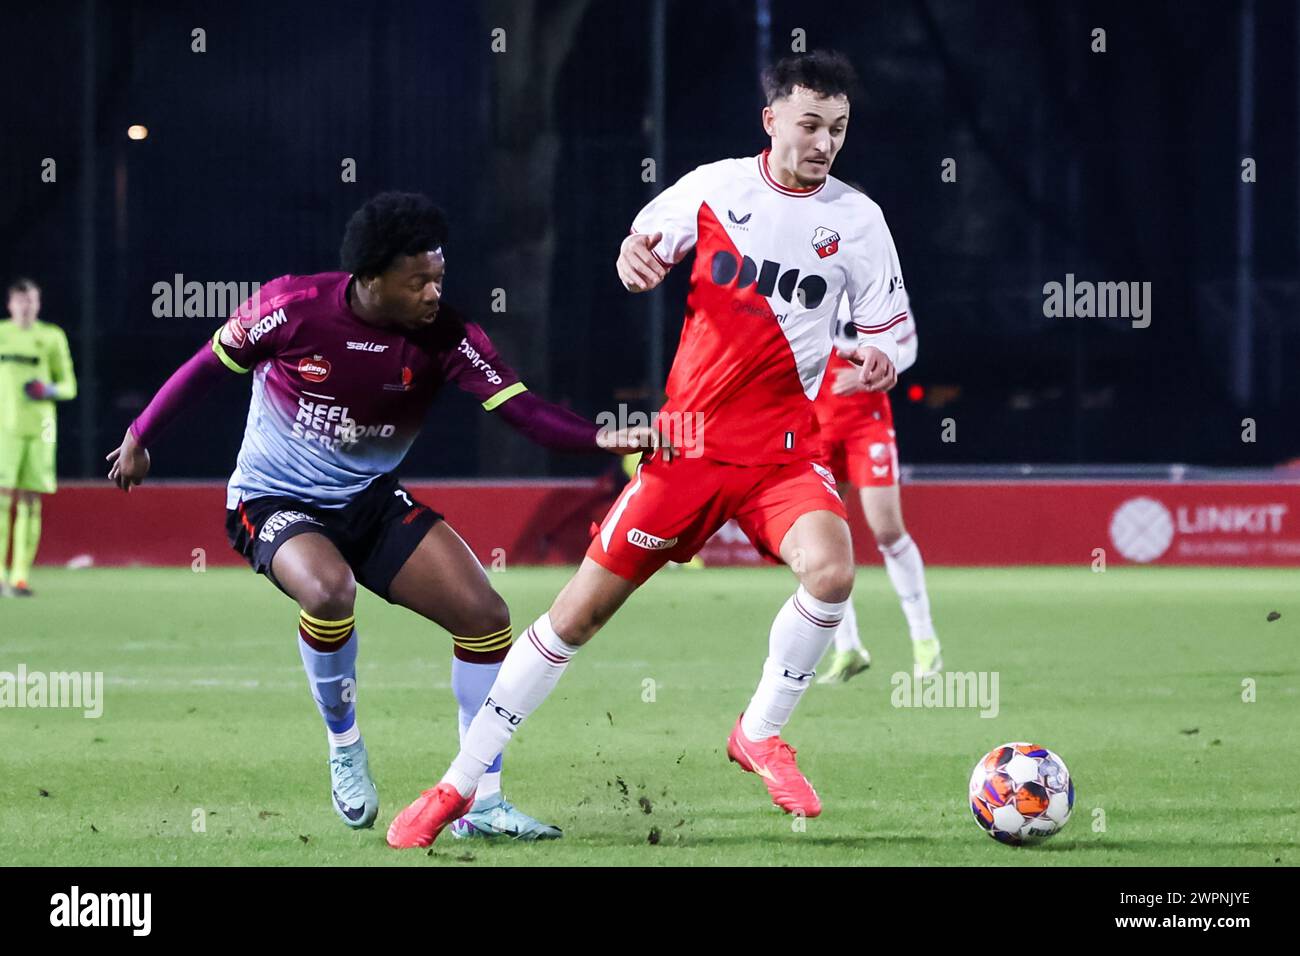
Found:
[225,473,443,603]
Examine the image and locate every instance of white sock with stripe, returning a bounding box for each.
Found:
[832,598,863,652]
[741,585,847,741]
[879,534,936,641]
[442,613,578,798]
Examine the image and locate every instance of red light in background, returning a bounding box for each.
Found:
[907,383,924,402]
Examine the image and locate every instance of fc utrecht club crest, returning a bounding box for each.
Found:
[298,355,331,383]
[812,226,841,259]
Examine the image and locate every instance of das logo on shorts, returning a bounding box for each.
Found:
[259,510,322,543]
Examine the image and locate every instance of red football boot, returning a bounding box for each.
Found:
[386,783,475,849]
[726,714,822,817]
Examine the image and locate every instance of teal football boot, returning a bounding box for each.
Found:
[329,738,379,829]
[449,795,562,841]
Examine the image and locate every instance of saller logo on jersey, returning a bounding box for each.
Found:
[627,528,678,550]
[298,355,331,383]
[811,226,841,259]
[346,341,389,352]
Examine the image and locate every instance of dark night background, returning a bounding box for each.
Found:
[2,0,1297,480]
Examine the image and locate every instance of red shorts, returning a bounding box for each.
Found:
[587,450,848,585]
[821,412,899,488]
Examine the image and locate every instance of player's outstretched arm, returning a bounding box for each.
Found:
[491,390,666,457]
[615,231,666,293]
[105,342,234,492]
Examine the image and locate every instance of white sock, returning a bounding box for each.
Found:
[453,656,506,809]
[880,533,936,641]
[832,598,863,652]
[327,724,360,748]
[741,585,846,741]
[455,699,504,807]
[442,613,578,797]
[476,771,502,803]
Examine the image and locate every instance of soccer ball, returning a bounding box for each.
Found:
[969,742,1073,845]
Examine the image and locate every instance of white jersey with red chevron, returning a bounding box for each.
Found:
[632,149,911,465]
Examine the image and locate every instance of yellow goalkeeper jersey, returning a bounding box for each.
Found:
[0,318,78,438]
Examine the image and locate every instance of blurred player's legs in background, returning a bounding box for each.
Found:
[821,483,941,681]
[861,484,941,678]
[0,432,54,597]
[0,487,10,597]
[9,491,42,595]
[819,549,872,683]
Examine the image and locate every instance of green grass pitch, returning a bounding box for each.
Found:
[1,565,1296,866]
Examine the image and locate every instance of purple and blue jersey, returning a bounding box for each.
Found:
[129,271,603,505]
[209,272,526,509]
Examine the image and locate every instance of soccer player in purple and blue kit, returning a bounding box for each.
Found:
[105,193,655,839]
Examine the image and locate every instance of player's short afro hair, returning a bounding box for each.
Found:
[762,50,860,106]
[340,192,449,278]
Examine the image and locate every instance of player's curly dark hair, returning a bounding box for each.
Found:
[762,50,860,106]
[340,192,449,278]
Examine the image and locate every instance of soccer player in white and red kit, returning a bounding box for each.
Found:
[814,290,942,683]
[389,51,908,847]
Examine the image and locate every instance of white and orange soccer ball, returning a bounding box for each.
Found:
[969,742,1074,845]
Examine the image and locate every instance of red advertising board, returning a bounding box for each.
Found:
[28,480,1300,568]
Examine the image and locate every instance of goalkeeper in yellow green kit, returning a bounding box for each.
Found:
[0,278,77,597]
